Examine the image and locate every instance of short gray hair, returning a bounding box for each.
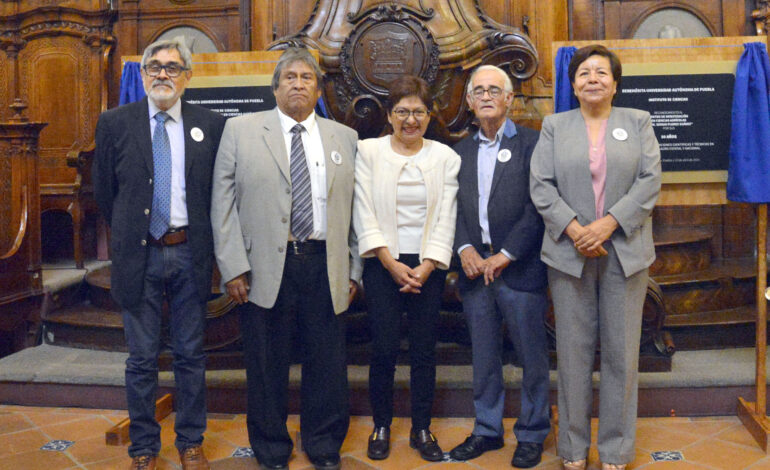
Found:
[141,37,193,71]
[272,48,323,90]
[466,65,513,95]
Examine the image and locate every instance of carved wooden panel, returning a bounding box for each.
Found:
[19,38,92,184]
[572,0,748,40]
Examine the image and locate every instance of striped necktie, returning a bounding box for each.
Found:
[289,124,313,241]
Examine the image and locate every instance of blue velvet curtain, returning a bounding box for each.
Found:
[554,46,578,113]
[119,61,146,106]
[727,42,770,203]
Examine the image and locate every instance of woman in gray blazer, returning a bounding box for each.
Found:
[529,45,661,470]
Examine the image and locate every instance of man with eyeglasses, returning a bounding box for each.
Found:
[94,38,226,470]
[449,64,550,468]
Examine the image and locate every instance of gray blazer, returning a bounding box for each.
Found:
[529,107,661,278]
[211,108,362,314]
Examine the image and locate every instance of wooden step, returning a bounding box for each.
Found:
[84,267,119,312]
[650,227,713,276]
[42,303,126,351]
[654,258,758,316]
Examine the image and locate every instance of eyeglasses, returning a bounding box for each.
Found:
[143,63,188,78]
[471,86,504,99]
[392,108,429,120]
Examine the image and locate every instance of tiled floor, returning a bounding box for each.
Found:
[1,405,769,469]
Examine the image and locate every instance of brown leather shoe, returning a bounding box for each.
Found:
[179,445,210,470]
[129,455,157,470]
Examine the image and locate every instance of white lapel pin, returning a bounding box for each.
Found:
[331,150,343,165]
[190,127,204,142]
[497,149,511,163]
[612,128,628,141]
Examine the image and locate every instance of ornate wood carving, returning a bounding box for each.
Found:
[269,0,538,140]
[0,104,46,357]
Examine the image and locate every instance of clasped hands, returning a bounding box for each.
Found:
[459,247,510,286]
[564,215,619,258]
[383,258,435,294]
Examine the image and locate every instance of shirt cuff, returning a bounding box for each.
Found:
[500,248,516,261]
[457,244,473,255]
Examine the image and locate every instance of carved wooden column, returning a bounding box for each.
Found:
[270,0,538,140]
[0,101,46,358]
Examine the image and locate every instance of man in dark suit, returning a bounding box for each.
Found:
[448,65,550,468]
[93,38,226,470]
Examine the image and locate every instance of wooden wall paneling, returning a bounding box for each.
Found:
[722,0,750,36]
[478,0,509,25]
[571,0,604,40]
[602,0,725,39]
[251,0,274,50]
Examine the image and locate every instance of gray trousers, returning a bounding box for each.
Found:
[548,244,647,464]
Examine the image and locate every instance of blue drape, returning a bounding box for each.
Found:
[727,42,770,203]
[119,61,146,106]
[554,46,578,113]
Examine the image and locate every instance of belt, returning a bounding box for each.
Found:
[482,243,495,254]
[149,227,188,246]
[286,239,326,255]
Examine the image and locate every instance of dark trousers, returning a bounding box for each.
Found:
[363,254,447,431]
[461,271,550,443]
[239,250,349,467]
[122,243,207,457]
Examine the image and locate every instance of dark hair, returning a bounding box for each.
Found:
[386,75,433,113]
[567,44,622,89]
[271,47,323,91]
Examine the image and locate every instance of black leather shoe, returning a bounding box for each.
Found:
[449,434,505,461]
[258,461,288,470]
[409,429,444,462]
[367,426,390,460]
[511,442,543,468]
[308,453,341,470]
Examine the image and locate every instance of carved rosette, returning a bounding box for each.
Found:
[334,4,440,136]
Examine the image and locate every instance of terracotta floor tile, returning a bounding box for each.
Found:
[0,448,77,470]
[215,427,251,448]
[209,457,261,469]
[22,410,91,428]
[633,424,704,453]
[0,412,35,434]
[67,435,128,464]
[683,437,766,470]
[432,424,474,454]
[82,454,134,469]
[715,423,765,450]
[747,456,770,470]
[341,415,376,454]
[635,462,714,469]
[40,416,115,441]
[654,419,736,438]
[0,428,50,457]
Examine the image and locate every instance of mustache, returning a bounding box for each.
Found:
[151,79,175,91]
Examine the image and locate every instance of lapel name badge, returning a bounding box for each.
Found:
[190,127,204,142]
[612,128,628,141]
[497,149,511,163]
[331,150,343,165]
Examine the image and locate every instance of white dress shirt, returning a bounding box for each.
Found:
[148,98,188,229]
[277,108,327,240]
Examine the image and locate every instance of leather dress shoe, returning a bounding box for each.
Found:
[258,461,288,470]
[179,446,209,470]
[409,429,444,462]
[129,455,157,470]
[367,426,390,460]
[512,442,543,468]
[308,453,341,470]
[449,434,504,461]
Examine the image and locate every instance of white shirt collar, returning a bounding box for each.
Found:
[148,97,182,123]
[277,107,317,135]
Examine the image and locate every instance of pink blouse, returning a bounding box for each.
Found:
[587,120,608,221]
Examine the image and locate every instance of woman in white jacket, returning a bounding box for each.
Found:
[353,75,460,463]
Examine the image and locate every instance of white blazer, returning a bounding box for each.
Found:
[353,135,460,269]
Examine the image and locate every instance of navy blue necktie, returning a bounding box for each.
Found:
[149,111,171,239]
